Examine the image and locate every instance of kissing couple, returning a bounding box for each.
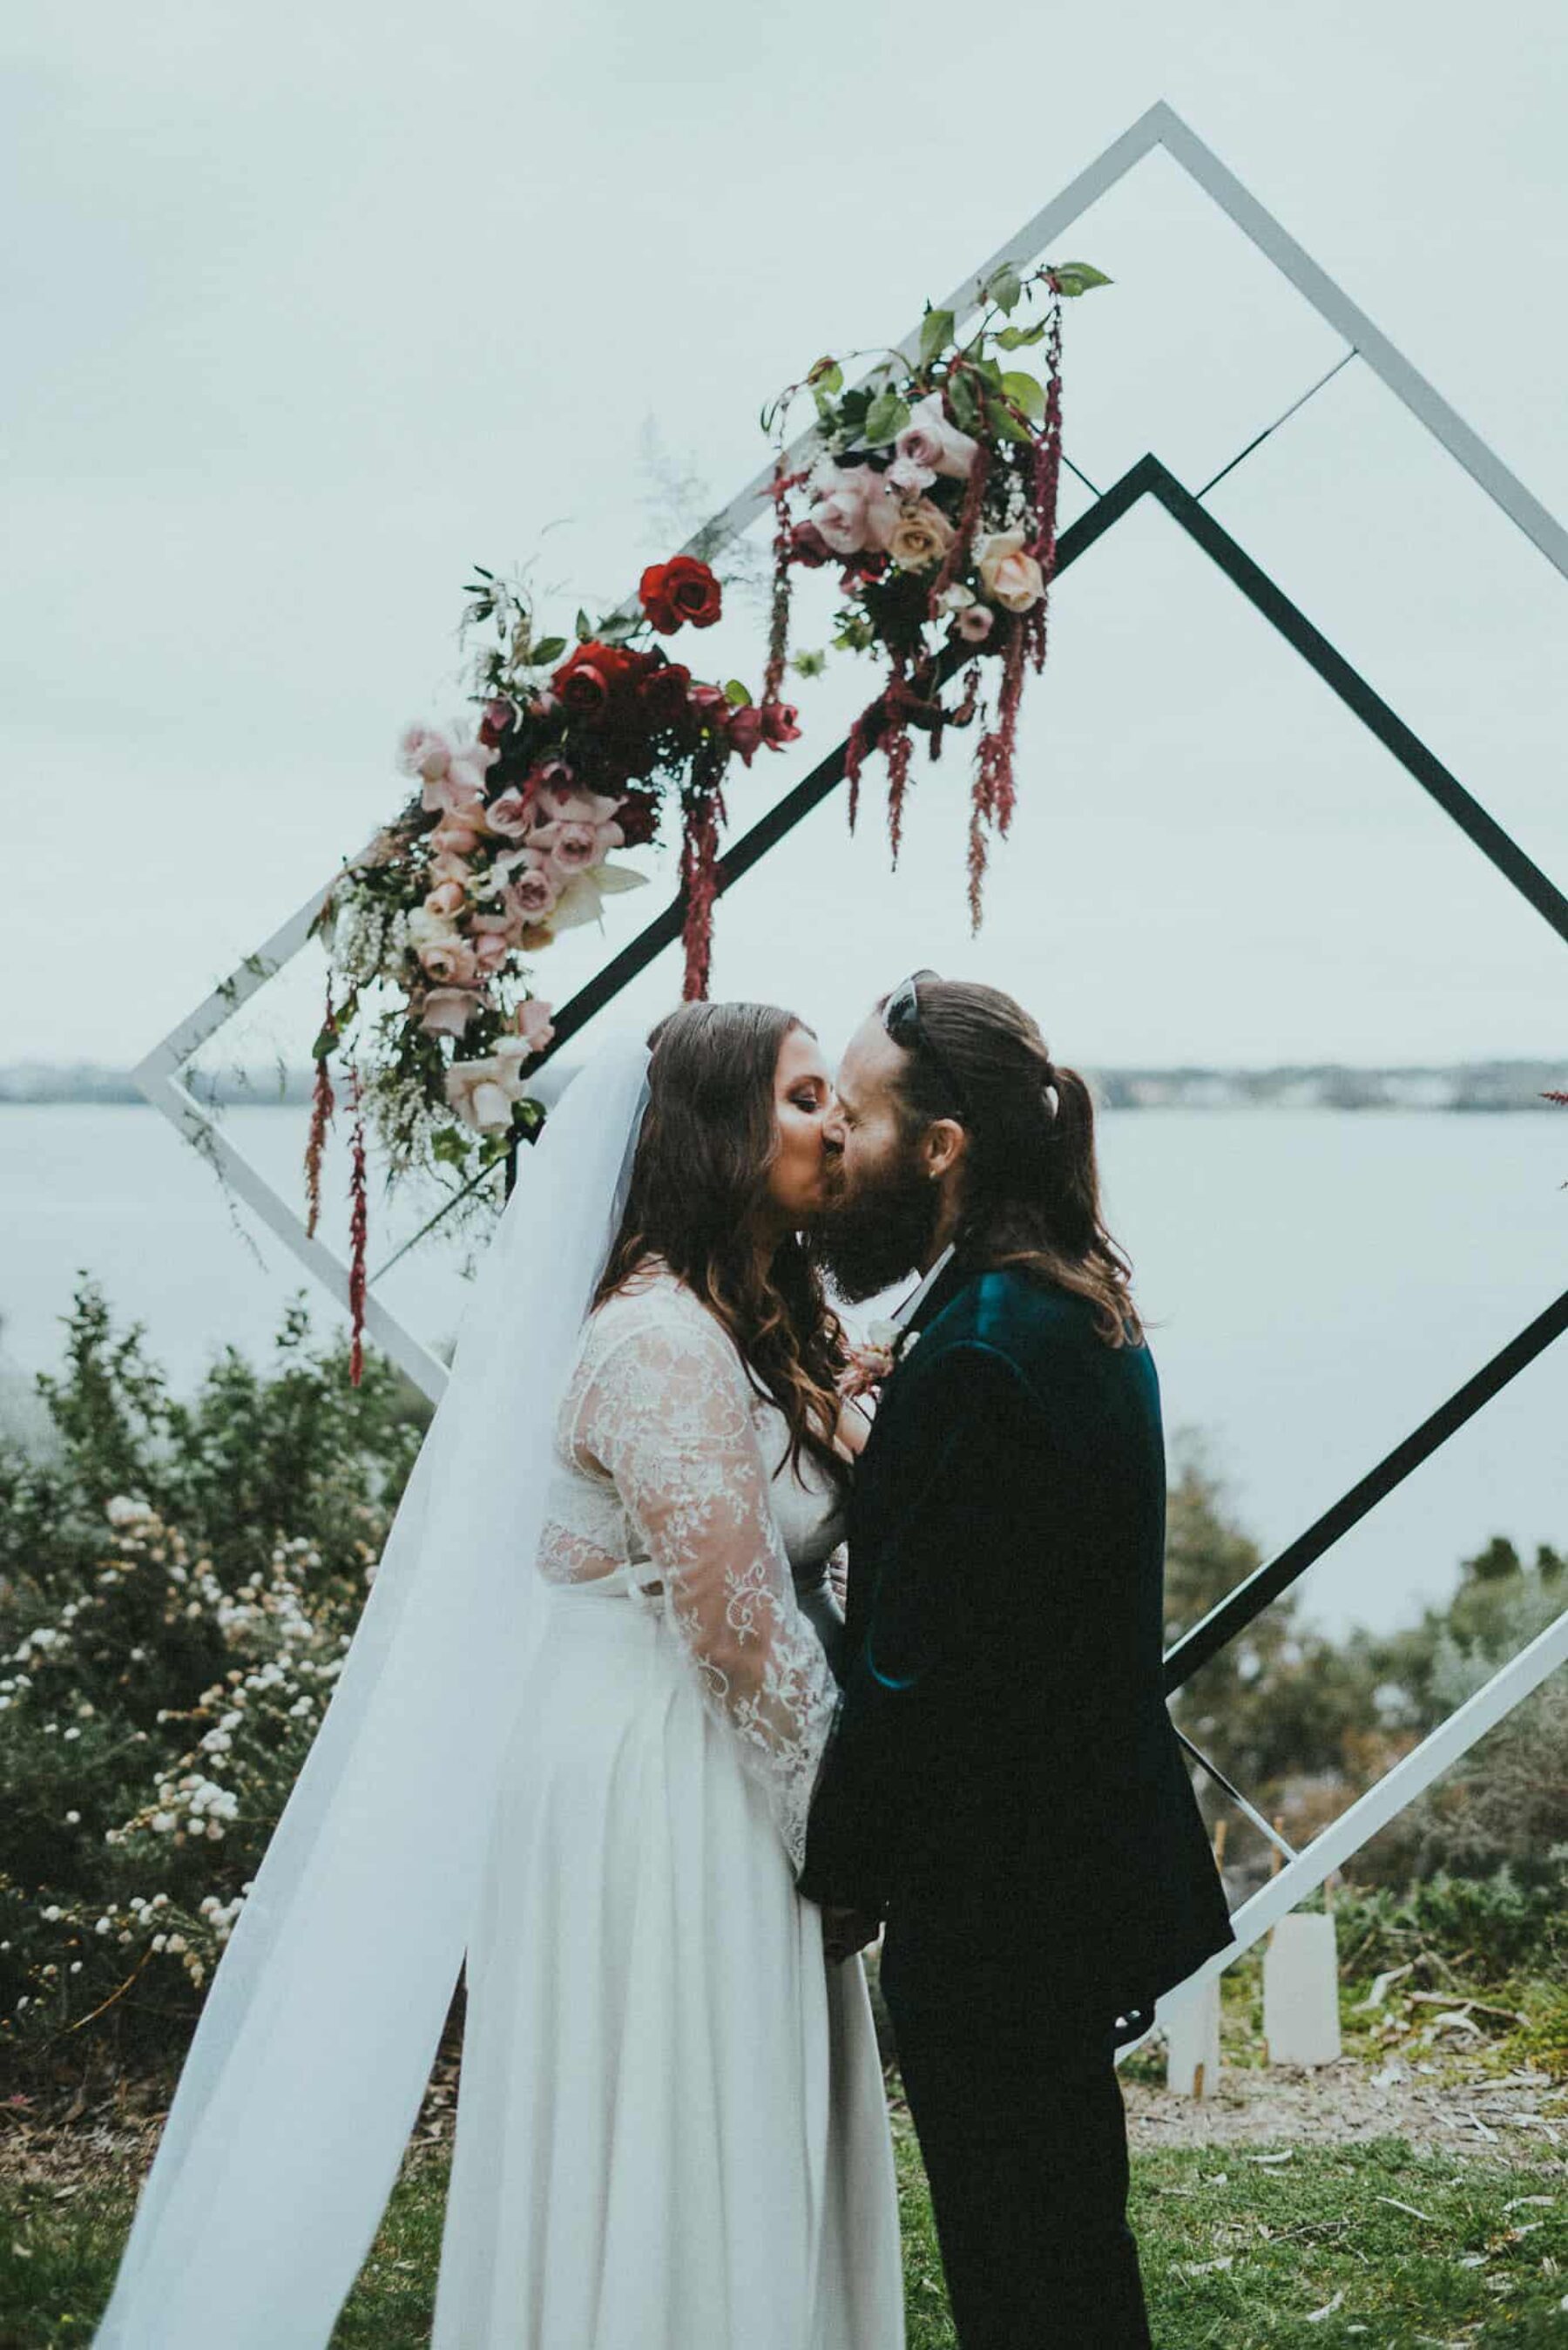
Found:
[94,975,1234,2350]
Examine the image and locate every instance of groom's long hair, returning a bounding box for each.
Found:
[891,979,1143,1347]
[597,999,848,1477]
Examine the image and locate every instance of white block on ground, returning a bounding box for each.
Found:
[1263,1912,1342,2067]
[1164,1974,1222,2097]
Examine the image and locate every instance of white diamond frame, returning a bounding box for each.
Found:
[134,105,1567,1954]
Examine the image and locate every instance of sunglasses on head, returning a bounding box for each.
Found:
[882,969,976,1127]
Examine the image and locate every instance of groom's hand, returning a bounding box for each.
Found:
[821,1905,882,1965]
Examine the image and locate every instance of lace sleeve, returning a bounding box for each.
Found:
[569,1290,839,1878]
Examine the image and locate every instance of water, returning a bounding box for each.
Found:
[0,1104,1563,1638]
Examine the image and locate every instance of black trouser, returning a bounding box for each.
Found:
[882,1945,1153,2350]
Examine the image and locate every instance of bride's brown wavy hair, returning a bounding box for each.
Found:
[596,1000,848,1479]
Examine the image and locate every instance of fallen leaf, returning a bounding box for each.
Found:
[1377,2195,1440,2225]
[1306,2289,1344,2323]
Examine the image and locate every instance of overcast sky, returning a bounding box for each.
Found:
[5,0,1567,1076]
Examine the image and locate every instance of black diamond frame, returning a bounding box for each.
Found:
[528,454,1568,1722]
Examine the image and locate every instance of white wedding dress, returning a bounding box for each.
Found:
[430,1263,906,2350]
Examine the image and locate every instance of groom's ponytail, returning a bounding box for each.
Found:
[888,981,1141,1346]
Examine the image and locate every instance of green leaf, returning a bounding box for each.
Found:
[724,679,753,708]
[574,609,593,643]
[996,321,1049,349]
[808,356,843,394]
[945,371,983,434]
[529,635,566,666]
[1001,370,1046,422]
[862,391,910,446]
[983,261,1023,315]
[471,565,495,580]
[918,307,955,366]
[970,354,1004,391]
[1051,261,1112,298]
[838,387,870,425]
[983,396,1034,446]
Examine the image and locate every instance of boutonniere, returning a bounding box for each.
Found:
[840,1318,921,1401]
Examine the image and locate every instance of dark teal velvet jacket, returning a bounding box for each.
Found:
[799,1265,1235,2029]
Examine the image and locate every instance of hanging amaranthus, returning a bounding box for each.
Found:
[304,977,338,1242]
[347,1068,368,1388]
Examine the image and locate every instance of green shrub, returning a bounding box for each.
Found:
[0,1282,427,2076]
[1333,1861,1568,1988]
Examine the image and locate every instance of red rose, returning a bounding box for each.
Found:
[639,555,723,634]
[687,681,731,726]
[552,640,640,722]
[637,660,693,730]
[760,701,801,748]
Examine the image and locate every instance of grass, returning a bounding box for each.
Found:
[2,2124,1564,2348]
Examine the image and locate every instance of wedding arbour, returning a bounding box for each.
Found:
[134,102,1568,2051]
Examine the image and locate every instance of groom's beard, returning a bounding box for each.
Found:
[814,1148,943,1304]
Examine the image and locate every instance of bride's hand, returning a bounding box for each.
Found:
[821,1904,882,1965]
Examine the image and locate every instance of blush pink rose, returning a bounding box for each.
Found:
[504,855,559,919]
[422,765,485,820]
[471,929,511,974]
[422,879,467,918]
[470,901,524,943]
[430,814,484,858]
[534,819,607,877]
[896,392,982,482]
[511,998,556,1054]
[955,602,996,643]
[396,724,454,782]
[532,782,623,830]
[427,850,471,886]
[484,786,536,840]
[417,937,479,987]
[419,987,484,1038]
[809,466,900,557]
[886,453,936,495]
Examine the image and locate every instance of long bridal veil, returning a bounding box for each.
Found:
[95,1035,652,2350]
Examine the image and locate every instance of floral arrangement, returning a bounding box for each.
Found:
[301,262,1105,1380]
[760,256,1109,921]
[307,555,794,1376]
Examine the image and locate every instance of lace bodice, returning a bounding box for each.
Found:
[537,1267,843,1875]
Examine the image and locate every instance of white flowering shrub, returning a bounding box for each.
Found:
[0,1282,428,2073]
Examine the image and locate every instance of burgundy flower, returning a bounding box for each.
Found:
[477,697,515,748]
[760,700,801,747]
[637,660,694,730]
[788,520,831,569]
[726,704,767,765]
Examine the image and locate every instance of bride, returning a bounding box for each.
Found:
[94,1003,904,2350]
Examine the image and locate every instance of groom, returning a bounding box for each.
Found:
[801,973,1235,2349]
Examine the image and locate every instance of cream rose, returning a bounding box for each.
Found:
[974,530,1045,613]
[888,498,956,573]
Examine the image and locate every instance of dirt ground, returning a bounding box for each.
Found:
[1122,2055,1567,2161]
[5,2041,1565,2197]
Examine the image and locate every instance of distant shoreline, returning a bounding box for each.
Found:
[2,1061,1561,1112]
